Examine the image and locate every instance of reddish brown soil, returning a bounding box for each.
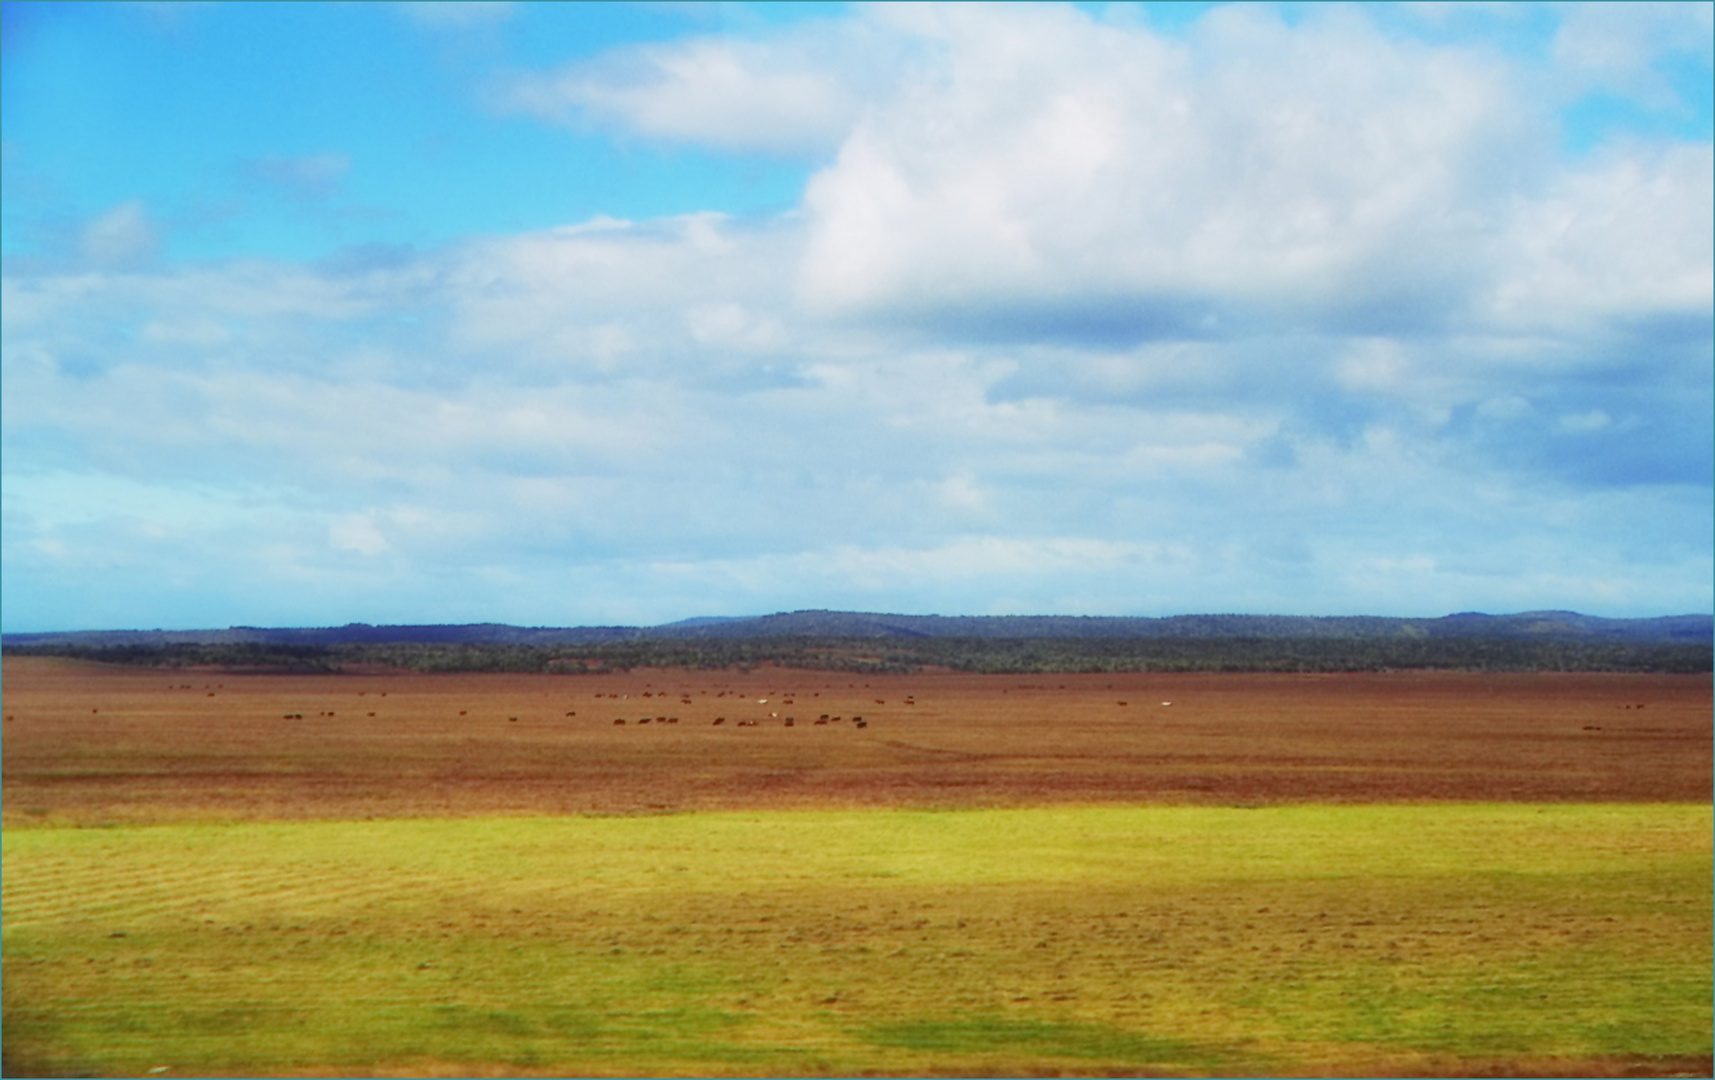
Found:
[3,658,1708,825]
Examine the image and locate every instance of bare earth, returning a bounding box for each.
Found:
[3,658,1708,825]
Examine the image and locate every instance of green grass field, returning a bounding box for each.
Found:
[4,804,1710,1077]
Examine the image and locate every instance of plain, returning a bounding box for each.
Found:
[2,658,1710,1078]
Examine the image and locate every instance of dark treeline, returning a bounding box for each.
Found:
[6,636,1710,674]
[2,642,346,673]
[6,610,1710,649]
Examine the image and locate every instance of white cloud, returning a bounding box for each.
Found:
[1486,141,1713,330]
[80,200,159,269]
[685,302,785,351]
[796,4,1538,338]
[330,514,390,556]
[1336,338,1415,394]
[1552,1,1715,105]
[938,474,987,514]
[440,212,799,374]
[139,317,232,349]
[502,23,898,157]
[639,534,1206,614]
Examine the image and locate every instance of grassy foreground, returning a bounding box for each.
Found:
[4,804,1710,1077]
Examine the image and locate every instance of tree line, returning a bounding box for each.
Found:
[4,636,1709,674]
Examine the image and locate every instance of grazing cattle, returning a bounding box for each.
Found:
[852,715,863,723]
[667,717,679,724]
[784,717,795,727]
[639,717,652,725]
[854,719,868,728]
[1118,701,1128,706]
[713,717,726,725]
[508,716,518,722]
[614,718,626,725]
[814,719,828,725]
[367,712,376,717]
[819,714,830,721]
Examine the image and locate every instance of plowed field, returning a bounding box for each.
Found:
[2,659,1708,824]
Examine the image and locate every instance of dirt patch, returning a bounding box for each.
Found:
[3,659,1708,825]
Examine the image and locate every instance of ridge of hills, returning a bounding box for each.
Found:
[4,609,1710,648]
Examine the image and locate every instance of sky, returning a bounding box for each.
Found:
[1,1,1711,632]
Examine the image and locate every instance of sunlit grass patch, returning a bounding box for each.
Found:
[860,1017,1225,1071]
[4,804,1709,1077]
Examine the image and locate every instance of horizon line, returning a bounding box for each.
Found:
[5,608,1712,639]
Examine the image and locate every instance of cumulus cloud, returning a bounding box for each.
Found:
[495,3,1706,356]
[502,23,894,157]
[1486,141,1713,330]
[802,7,1543,344]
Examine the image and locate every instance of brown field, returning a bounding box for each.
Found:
[4,657,1710,1078]
[3,657,1708,825]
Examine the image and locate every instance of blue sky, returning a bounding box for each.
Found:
[2,1,1710,631]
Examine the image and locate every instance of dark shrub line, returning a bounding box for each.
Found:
[5,636,1709,675]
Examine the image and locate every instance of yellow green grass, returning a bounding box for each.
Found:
[4,804,1710,1077]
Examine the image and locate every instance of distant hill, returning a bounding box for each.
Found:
[641,609,1714,643]
[5,609,1709,648]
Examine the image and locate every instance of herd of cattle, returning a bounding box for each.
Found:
[601,689,894,730]
[616,713,868,729]
[254,686,893,729]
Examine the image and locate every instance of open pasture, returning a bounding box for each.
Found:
[3,658,1710,1077]
[4,805,1710,1078]
[2,659,1709,824]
